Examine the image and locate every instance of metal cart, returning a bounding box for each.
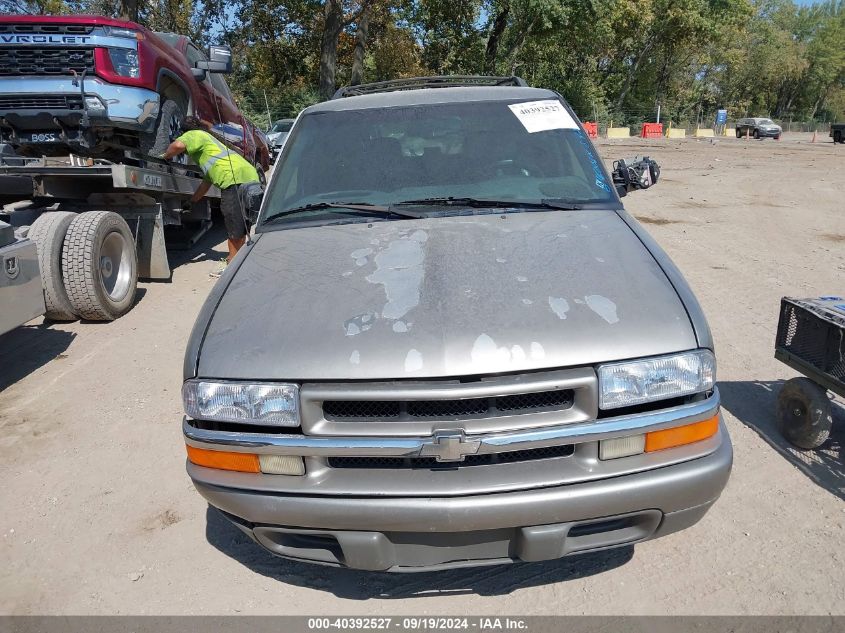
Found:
[774,296,845,448]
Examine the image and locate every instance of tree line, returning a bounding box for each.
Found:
[3,0,844,127]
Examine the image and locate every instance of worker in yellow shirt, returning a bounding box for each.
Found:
[161,116,261,276]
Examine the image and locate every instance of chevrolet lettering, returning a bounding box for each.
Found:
[0,34,92,44]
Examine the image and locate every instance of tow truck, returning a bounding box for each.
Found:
[0,151,217,333]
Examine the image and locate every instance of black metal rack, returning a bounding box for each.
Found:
[332,75,528,99]
[775,297,845,398]
[773,295,844,449]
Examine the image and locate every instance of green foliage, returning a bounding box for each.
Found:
[1,0,842,123]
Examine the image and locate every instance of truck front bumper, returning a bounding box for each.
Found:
[0,76,160,134]
[193,424,732,571]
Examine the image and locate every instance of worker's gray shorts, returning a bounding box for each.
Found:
[220,184,248,240]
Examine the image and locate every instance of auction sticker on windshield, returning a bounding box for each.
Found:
[508,100,579,133]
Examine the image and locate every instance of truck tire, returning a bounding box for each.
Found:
[141,99,186,157]
[776,377,832,449]
[27,211,78,321]
[62,211,138,321]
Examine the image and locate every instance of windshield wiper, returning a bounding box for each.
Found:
[264,202,422,223]
[393,197,583,211]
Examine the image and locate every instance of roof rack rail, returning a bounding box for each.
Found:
[332,75,529,99]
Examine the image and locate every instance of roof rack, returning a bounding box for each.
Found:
[332,75,529,99]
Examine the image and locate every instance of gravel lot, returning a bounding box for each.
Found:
[1,134,843,615]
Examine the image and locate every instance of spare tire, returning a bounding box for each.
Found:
[62,211,138,321]
[27,211,78,321]
[140,99,186,157]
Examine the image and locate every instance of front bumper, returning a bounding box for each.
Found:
[197,430,731,571]
[187,392,732,571]
[0,76,159,135]
[757,128,781,137]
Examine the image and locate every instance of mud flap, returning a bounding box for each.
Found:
[124,207,171,280]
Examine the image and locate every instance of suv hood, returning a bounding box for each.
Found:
[197,211,697,380]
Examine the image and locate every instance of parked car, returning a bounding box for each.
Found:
[267,118,294,144]
[182,76,732,571]
[830,123,844,144]
[735,117,782,139]
[267,118,294,162]
[0,15,268,170]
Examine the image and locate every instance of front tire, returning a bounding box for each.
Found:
[62,211,138,321]
[776,378,832,449]
[835,131,842,144]
[141,99,186,157]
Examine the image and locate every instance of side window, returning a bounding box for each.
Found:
[209,73,233,102]
[185,43,207,80]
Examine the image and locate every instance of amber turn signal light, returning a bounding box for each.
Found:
[645,416,719,453]
[186,445,260,473]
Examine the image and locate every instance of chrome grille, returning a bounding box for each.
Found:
[328,444,574,469]
[302,368,598,437]
[0,24,94,34]
[323,389,574,421]
[0,95,83,110]
[0,47,94,76]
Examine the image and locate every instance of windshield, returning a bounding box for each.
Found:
[759,119,775,125]
[261,99,615,226]
[271,120,294,133]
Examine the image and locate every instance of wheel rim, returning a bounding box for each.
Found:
[784,397,809,432]
[99,230,132,302]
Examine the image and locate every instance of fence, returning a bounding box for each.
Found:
[578,107,834,138]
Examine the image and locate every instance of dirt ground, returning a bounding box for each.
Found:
[1,133,843,615]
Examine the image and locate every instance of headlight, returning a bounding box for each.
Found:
[107,48,140,78]
[598,350,716,410]
[104,26,140,39]
[182,380,300,427]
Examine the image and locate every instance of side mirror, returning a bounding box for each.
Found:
[196,45,233,73]
[612,156,660,194]
[240,182,264,225]
[191,67,206,81]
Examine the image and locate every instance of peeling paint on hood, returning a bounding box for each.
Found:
[197,211,697,380]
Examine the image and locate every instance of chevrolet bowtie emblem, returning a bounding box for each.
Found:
[419,431,481,462]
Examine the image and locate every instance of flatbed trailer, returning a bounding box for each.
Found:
[0,154,218,330]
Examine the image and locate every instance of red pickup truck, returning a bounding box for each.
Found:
[0,15,269,169]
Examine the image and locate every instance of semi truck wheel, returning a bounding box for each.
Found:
[776,377,832,449]
[62,211,138,321]
[27,211,78,321]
